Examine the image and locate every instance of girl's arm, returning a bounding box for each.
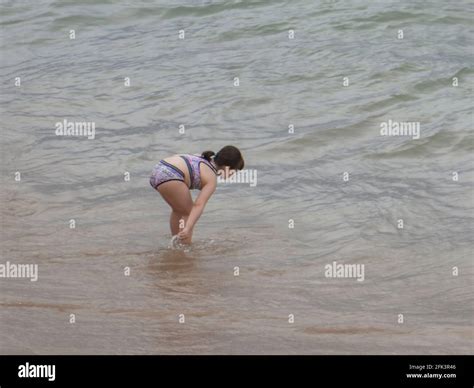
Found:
[178,180,216,240]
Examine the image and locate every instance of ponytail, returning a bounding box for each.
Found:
[201,150,215,162]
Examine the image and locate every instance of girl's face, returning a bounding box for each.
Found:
[218,166,236,179]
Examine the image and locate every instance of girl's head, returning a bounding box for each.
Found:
[202,145,244,177]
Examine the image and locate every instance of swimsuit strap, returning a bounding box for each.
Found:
[179,154,217,190]
[179,155,194,188]
[199,156,218,174]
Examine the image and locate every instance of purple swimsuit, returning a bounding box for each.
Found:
[150,154,217,190]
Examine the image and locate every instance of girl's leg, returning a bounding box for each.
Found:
[169,211,181,236]
[157,181,194,242]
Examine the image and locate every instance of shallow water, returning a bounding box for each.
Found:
[0,0,473,354]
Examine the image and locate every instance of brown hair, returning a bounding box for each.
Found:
[202,145,244,170]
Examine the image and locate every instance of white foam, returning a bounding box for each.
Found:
[168,235,190,252]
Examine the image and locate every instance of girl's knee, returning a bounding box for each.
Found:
[173,207,190,217]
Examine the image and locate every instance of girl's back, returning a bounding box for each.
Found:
[163,154,217,190]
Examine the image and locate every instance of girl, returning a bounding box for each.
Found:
[149,145,244,244]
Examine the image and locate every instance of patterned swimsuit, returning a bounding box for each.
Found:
[150,154,217,190]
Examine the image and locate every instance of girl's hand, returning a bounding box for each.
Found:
[178,227,192,243]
